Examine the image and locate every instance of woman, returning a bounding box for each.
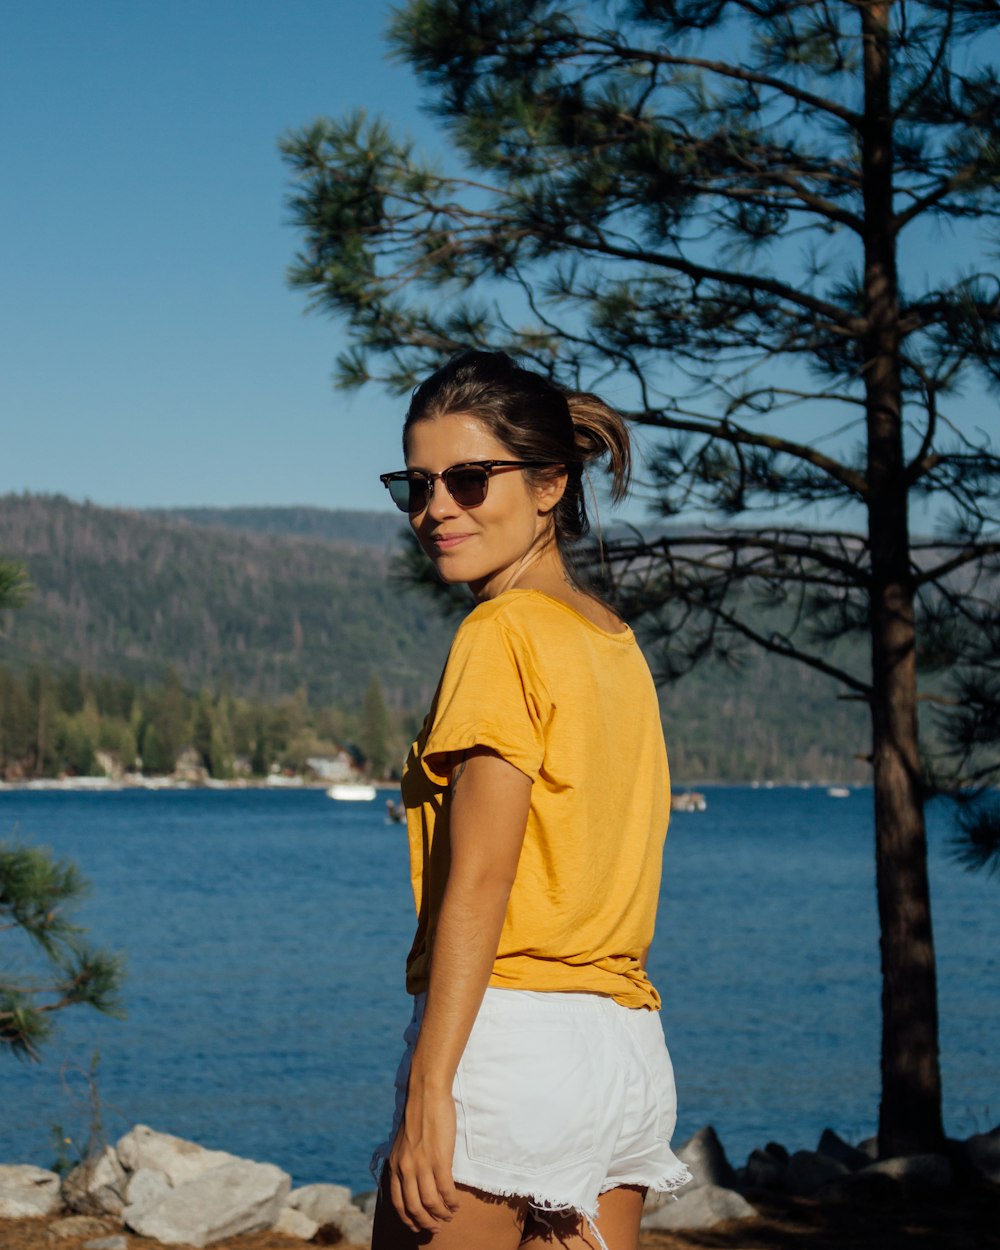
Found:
[371,351,690,1250]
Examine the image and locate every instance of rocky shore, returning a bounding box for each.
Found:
[1,1121,997,1250]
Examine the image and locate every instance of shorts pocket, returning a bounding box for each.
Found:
[634,1012,679,1144]
[456,1020,600,1173]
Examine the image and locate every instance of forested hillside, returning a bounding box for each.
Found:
[150,505,406,548]
[0,494,871,781]
[0,493,451,712]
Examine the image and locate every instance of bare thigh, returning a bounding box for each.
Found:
[372,1176,528,1250]
[518,1185,646,1250]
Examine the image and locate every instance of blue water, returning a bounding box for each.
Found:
[0,787,995,1193]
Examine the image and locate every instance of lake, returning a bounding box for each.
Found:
[0,786,995,1193]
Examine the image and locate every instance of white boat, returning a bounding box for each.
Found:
[327,783,377,802]
[827,786,851,798]
[670,790,707,812]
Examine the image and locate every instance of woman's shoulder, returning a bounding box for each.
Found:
[472,588,632,640]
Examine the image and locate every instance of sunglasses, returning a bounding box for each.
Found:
[379,459,562,514]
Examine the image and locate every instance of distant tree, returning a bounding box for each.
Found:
[360,674,393,776]
[282,0,1000,1156]
[140,669,189,775]
[27,666,56,778]
[249,714,270,778]
[0,842,125,1060]
[193,694,214,770]
[0,559,30,614]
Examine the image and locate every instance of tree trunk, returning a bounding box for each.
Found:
[861,1,945,1158]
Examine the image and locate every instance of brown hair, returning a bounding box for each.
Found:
[404,350,631,553]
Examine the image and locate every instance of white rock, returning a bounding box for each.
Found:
[674,1125,737,1191]
[353,1188,378,1216]
[125,1167,171,1207]
[274,1207,321,1240]
[123,1158,291,1248]
[63,1147,127,1215]
[324,1204,374,1244]
[116,1125,239,1187]
[0,1163,63,1216]
[641,1183,755,1231]
[287,1181,355,1223]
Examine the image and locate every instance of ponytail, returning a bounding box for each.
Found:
[566,392,632,505]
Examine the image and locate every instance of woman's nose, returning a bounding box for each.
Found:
[425,476,458,520]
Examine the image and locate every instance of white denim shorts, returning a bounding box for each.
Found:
[371,987,691,1237]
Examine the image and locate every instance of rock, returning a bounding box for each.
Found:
[125,1167,171,1208]
[641,1188,673,1216]
[123,1158,290,1248]
[964,1126,1000,1184]
[784,1150,849,1195]
[641,1183,755,1231]
[287,1181,355,1224]
[856,1135,879,1160]
[116,1125,239,1188]
[862,1153,952,1193]
[817,1128,869,1171]
[63,1147,128,1216]
[317,1205,374,1244]
[674,1126,737,1191]
[744,1147,786,1190]
[0,1164,63,1217]
[47,1215,112,1239]
[83,1238,129,1250]
[763,1141,789,1163]
[352,1188,378,1216]
[287,1184,376,1244]
[274,1207,320,1240]
[815,1169,902,1205]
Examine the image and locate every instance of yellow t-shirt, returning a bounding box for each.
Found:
[401,588,671,1010]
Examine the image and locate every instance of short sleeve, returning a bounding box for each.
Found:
[420,613,548,784]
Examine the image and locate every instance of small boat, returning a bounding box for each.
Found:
[386,798,404,823]
[327,783,377,802]
[827,786,851,798]
[671,790,707,812]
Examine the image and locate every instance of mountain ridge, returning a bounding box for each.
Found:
[0,493,871,781]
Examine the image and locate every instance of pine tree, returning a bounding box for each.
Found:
[0,561,124,1057]
[282,0,1000,1155]
[0,559,29,614]
[0,843,125,1059]
[360,674,393,777]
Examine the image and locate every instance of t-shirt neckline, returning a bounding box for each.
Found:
[492,587,634,641]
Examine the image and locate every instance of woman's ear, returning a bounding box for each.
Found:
[534,469,568,516]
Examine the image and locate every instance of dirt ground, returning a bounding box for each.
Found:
[2,1187,999,1250]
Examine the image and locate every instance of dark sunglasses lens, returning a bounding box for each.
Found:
[388,476,429,513]
[444,468,489,507]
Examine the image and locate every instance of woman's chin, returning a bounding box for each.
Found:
[432,560,472,586]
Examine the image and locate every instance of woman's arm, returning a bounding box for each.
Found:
[387,746,532,1234]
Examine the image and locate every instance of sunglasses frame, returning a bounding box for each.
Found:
[379,459,563,514]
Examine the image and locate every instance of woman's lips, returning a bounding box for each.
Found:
[430,533,471,552]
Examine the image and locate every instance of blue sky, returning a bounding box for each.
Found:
[2,1,430,515]
[1,3,994,529]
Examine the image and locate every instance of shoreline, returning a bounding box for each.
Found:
[0,777,870,793]
[0,778,403,793]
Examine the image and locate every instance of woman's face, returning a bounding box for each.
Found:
[405,411,560,601]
